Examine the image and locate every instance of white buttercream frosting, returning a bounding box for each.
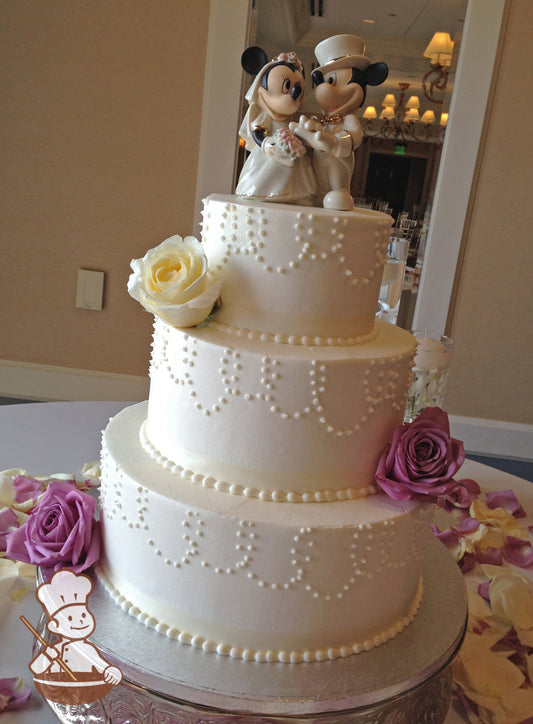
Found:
[96,561,424,663]
[98,403,431,663]
[98,195,425,664]
[201,195,392,340]
[145,318,415,497]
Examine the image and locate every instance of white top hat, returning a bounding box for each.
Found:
[37,570,93,618]
[315,34,370,73]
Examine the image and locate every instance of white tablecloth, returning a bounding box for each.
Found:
[0,401,531,723]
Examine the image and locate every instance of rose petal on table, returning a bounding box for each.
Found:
[459,551,477,573]
[485,489,526,518]
[499,687,533,723]
[501,537,533,568]
[0,558,18,598]
[457,516,481,534]
[13,475,43,504]
[81,460,101,484]
[0,469,25,506]
[456,638,524,689]
[431,524,459,546]
[481,565,529,583]
[478,580,492,603]
[476,547,503,566]
[517,628,533,647]
[0,507,19,551]
[489,574,533,630]
[474,525,507,551]
[452,631,525,704]
[467,587,493,619]
[0,677,31,712]
[470,499,528,539]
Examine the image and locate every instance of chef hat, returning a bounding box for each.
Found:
[37,570,93,618]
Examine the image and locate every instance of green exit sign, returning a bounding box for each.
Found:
[395,143,407,155]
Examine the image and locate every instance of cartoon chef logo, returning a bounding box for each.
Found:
[21,570,122,705]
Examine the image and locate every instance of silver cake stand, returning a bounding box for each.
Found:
[35,536,467,723]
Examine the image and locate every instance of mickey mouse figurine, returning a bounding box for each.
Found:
[236,47,316,205]
[291,35,388,211]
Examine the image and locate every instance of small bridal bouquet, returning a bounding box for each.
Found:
[263,128,306,167]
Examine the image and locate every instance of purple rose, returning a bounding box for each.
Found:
[5,481,100,573]
[375,407,467,502]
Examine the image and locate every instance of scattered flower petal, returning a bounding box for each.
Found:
[470,499,528,540]
[431,524,459,547]
[499,687,533,723]
[81,461,101,484]
[0,469,24,506]
[0,677,31,712]
[13,475,43,505]
[445,484,533,722]
[478,580,491,603]
[467,587,493,620]
[486,489,526,518]
[0,507,19,551]
[453,631,525,700]
[456,516,481,534]
[476,548,503,566]
[0,558,19,599]
[459,551,477,574]
[489,574,533,630]
[501,537,533,568]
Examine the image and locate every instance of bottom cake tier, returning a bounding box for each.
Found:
[38,534,468,722]
[98,402,433,664]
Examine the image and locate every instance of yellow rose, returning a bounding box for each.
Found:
[128,236,221,328]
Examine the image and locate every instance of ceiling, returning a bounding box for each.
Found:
[253,0,468,115]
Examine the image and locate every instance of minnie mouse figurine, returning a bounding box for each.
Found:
[236,47,316,205]
[290,35,388,211]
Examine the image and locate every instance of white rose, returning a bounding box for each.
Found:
[128,235,221,328]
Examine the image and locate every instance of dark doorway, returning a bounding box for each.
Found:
[364,153,427,218]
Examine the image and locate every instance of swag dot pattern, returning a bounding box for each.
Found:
[99,458,428,602]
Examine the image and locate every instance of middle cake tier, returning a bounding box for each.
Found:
[144,318,416,501]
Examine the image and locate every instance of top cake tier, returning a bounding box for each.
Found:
[202,194,392,345]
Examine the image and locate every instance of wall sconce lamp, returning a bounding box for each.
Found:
[423,32,454,104]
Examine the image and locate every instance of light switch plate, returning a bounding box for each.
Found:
[76,269,105,310]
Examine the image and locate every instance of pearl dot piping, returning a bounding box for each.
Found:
[95,565,424,664]
[207,320,379,347]
[139,420,377,503]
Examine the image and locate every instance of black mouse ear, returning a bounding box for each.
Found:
[241,46,269,76]
[365,62,389,87]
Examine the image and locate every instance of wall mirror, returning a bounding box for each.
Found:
[195,0,506,333]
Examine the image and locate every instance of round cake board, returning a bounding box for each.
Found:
[36,536,467,722]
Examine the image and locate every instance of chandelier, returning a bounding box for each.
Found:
[361,83,446,142]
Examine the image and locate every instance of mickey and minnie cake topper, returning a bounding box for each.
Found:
[236,34,388,211]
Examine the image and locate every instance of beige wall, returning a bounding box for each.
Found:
[1,0,210,378]
[446,0,533,425]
